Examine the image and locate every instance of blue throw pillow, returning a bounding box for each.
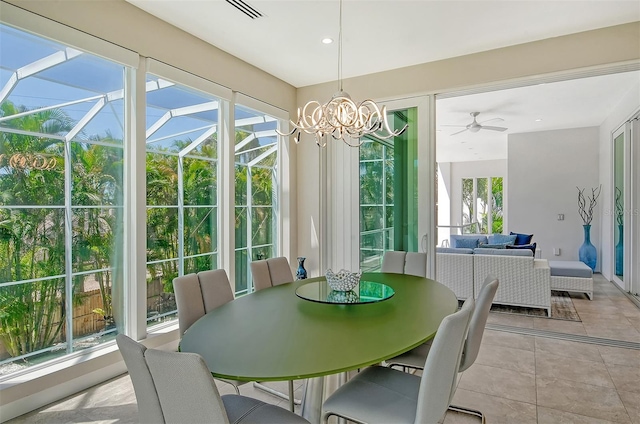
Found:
[477,243,506,249]
[509,232,534,245]
[454,238,480,249]
[506,242,537,256]
[488,234,517,245]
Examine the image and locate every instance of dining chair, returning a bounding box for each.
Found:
[173,270,246,395]
[250,256,294,291]
[321,297,475,424]
[385,275,499,422]
[181,266,298,408]
[381,251,427,277]
[116,335,310,424]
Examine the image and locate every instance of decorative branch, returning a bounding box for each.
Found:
[615,187,624,226]
[576,185,601,225]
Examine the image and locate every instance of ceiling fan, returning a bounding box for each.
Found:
[443,112,508,136]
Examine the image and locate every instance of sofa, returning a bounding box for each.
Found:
[436,245,551,316]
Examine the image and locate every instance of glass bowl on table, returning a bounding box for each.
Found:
[325,269,361,292]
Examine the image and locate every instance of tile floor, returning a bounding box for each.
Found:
[6,274,640,424]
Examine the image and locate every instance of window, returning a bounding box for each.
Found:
[462,177,503,234]
[234,104,279,294]
[0,17,287,380]
[0,24,126,373]
[145,75,220,326]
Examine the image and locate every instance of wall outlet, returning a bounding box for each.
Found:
[553,248,561,256]
[558,214,564,221]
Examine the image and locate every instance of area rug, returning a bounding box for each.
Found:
[489,291,581,321]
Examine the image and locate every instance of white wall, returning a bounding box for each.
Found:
[508,127,600,264]
[296,22,640,277]
[598,81,640,285]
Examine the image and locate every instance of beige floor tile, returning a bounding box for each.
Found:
[535,351,615,388]
[475,343,535,374]
[618,391,640,424]
[532,317,587,335]
[606,363,640,394]
[534,337,603,363]
[579,312,633,325]
[481,329,535,351]
[537,406,625,423]
[457,364,536,404]
[624,316,640,331]
[487,312,535,328]
[536,376,630,423]
[598,345,640,367]
[451,388,537,424]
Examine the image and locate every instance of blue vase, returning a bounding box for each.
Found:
[296,257,307,280]
[578,224,597,271]
[615,224,623,276]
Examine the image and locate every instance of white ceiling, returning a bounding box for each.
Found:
[435,71,640,162]
[126,0,640,162]
[126,0,639,88]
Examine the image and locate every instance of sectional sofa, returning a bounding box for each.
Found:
[436,233,551,316]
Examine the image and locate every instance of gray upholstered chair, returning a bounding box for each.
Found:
[386,275,499,422]
[321,297,475,424]
[116,335,309,424]
[249,257,299,407]
[115,333,164,424]
[381,251,427,277]
[174,270,234,338]
[173,270,246,395]
[250,256,294,291]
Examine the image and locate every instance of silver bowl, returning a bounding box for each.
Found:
[325,269,361,292]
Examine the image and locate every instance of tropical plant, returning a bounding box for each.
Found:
[0,100,123,357]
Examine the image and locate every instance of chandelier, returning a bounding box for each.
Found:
[278,0,408,147]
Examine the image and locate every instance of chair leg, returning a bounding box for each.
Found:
[288,380,295,412]
[448,404,486,423]
[253,382,302,406]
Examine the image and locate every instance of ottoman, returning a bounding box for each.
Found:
[548,261,593,300]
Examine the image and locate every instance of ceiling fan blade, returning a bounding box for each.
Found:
[478,117,504,125]
[481,126,508,132]
[439,125,467,128]
[449,128,469,136]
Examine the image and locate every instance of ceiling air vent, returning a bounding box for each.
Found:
[225,0,263,19]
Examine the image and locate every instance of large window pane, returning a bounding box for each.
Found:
[491,177,504,233]
[234,104,278,294]
[145,75,220,327]
[0,24,125,374]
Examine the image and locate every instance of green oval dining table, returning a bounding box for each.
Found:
[179,272,457,423]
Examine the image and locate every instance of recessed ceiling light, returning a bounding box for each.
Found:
[535,118,543,122]
[322,38,333,44]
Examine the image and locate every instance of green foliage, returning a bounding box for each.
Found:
[0,101,123,357]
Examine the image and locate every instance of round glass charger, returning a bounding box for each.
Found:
[295,280,395,304]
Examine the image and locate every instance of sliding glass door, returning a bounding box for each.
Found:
[613,127,625,284]
[357,96,433,275]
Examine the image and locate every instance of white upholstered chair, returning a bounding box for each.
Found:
[381,251,427,277]
[386,275,499,422]
[173,270,245,395]
[116,335,309,424]
[250,256,294,291]
[321,297,475,424]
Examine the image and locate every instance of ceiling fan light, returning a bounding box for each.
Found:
[468,126,481,133]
